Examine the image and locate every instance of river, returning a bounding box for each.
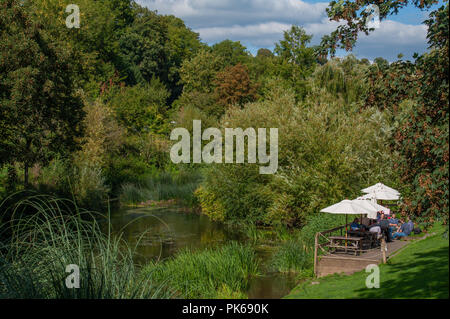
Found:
[107,205,297,299]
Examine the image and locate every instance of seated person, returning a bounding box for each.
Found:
[393,218,414,239]
[376,212,383,222]
[369,223,382,239]
[350,218,362,230]
[389,213,400,232]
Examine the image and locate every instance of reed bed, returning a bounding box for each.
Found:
[120,171,202,206]
[142,242,260,299]
[270,239,312,274]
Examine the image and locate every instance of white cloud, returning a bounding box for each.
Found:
[196,22,291,47]
[352,20,428,60]
[137,0,328,27]
[137,0,430,61]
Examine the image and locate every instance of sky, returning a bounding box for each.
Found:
[136,0,445,61]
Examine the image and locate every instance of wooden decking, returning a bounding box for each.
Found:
[316,239,409,277]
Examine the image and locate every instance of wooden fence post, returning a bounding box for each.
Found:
[314,232,319,277]
[381,237,387,264]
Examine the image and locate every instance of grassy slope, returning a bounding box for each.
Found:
[285,224,449,299]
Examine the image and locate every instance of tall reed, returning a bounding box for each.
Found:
[142,242,259,298]
[270,239,312,274]
[0,193,170,298]
[119,170,202,206]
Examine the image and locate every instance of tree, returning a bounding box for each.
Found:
[273,26,316,100]
[374,57,389,70]
[0,0,85,187]
[256,48,274,59]
[274,25,316,75]
[162,15,205,100]
[118,7,168,86]
[179,49,225,94]
[320,0,449,224]
[106,78,170,134]
[394,5,449,225]
[320,0,439,56]
[28,0,131,97]
[214,64,258,108]
[212,40,251,66]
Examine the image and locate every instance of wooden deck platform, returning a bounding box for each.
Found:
[316,239,409,277]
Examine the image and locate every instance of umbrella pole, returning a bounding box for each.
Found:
[345,214,348,252]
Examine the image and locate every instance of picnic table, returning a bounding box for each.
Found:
[328,236,363,255]
[348,229,380,249]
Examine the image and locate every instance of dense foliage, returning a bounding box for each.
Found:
[1,0,447,230]
[198,64,401,227]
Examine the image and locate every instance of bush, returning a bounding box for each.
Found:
[194,186,226,222]
[198,82,401,227]
[297,213,346,251]
[71,163,110,210]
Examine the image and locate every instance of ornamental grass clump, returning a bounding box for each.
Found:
[0,193,170,299]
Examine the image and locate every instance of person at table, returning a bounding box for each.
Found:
[389,213,400,232]
[369,220,382,238]
[379,214,393,242]
[376,211,382,222]
[393,218,414,240]
[350,218,362,230]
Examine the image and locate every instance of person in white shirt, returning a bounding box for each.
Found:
[369,220,382,239]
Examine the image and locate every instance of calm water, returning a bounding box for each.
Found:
[107,206,297,299]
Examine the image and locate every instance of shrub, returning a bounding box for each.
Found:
[194,186,226,222]
[198,83,401,227]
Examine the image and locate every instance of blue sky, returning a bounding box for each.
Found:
[137,0,445,61]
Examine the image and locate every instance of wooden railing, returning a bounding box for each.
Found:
[313,223,351,275]
[313,223,386,276]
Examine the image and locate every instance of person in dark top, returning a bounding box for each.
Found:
[350,218,362,230]
[389,213,400,232]
[376,211,382,222]
[379,214,393,242]
[393,218,414,239]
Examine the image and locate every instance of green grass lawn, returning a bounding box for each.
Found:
[285,224,449,299]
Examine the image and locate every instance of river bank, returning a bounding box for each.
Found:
[285,223,449,299]
[106,205,301,298]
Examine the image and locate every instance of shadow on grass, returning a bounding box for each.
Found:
[357,246,449,299]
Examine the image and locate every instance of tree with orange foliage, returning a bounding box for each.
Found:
[214,63,258,108]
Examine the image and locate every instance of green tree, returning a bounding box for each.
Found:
[395,5,449,225]
[118,7,168,86]
[106,78,170,134]
[198,82,399,226]
[162,15,205,100]
[274,26,316,75]
[321,0,449,224]
[374,57,389,70]
[28,0,130,96]
[179,49,225,94]
[0,0,85,187]
[256,48,274,59]
[320,0,439,55]
[212,40,251,66]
